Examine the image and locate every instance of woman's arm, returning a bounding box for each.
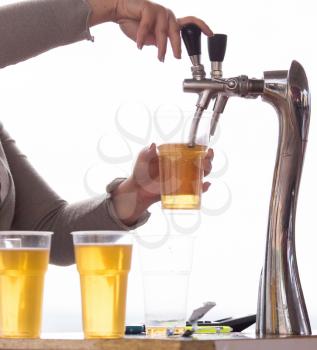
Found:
[87,0,213,61]
[0,0,93,69]
[0,0,212,68]
[0,124,150,266]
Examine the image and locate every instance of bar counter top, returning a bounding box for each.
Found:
[1,332,317,350]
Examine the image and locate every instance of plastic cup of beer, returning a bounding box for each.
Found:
[158,143,207,210]
[72,231,132,339]
[0,231,52,338]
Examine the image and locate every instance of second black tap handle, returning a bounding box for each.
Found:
[208,34,227,62]
[181,24,202,57]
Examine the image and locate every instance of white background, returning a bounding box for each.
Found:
[0,0,316,332]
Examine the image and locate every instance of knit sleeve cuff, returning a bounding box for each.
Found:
[105,177,151,231]
[80,0,94,42]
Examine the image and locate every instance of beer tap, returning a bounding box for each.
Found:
[181,24,312,336]
[181,24,208,146]
[181,26,263,146]
[208,34,228,136]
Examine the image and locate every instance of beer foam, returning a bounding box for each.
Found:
[74,243,132,246]
[0,247,49,251]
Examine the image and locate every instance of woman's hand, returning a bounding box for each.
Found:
[111,143,214,226]
[87,0,213,61]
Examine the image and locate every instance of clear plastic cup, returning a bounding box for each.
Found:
[137,234,195,335]
[72,231,132,339]
[158,143,207,210]
[0,231,52,338]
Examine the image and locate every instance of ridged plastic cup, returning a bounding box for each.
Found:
[72,231,132,339]
[0,231,52,338]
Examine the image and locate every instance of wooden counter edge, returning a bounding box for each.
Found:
[0,337,215,350]
[2,334,317,350]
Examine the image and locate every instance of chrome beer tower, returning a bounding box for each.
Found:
[181,24,311,336]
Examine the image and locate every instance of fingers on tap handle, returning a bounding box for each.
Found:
[178,17,213,37]
[136,8,212,61]
[179,19,213,57]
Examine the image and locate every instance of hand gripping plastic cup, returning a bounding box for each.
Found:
[0,231,52,338]
[72,231,133,339]
[158,143,207,209]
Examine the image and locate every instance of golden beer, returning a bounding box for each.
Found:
[74,244,132,339]
[0,249,49,338]
[158,143,207,209]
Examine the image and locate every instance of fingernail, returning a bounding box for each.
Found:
[207,29,214,36]
[149,142,156,151]
[159,56,165,63]
[137,43,143,50]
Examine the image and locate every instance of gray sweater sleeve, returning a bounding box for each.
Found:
[0,0,93,69]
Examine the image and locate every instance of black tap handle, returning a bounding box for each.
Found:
[181,24,202,56]
[208,34,227,62]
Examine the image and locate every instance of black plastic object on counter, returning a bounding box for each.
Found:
[125,325,145,335]
[186,314,256,332]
